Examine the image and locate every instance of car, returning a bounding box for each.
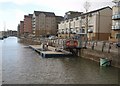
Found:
[116,42,120,47]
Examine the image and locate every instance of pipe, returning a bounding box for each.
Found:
[98,11,100,40]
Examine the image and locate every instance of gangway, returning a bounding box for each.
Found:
[55,33,88,56]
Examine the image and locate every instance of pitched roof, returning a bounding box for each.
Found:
[82,6,112,15]
[34,11,55,17]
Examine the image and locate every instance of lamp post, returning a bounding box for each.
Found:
[68,22,71,39]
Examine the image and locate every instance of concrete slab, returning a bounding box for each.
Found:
[29,45,72,58]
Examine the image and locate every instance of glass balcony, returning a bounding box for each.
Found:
[112,25,120,30]
[112,14,120,20]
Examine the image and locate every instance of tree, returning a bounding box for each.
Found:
[84,1,91,13]
[83,1,91,38]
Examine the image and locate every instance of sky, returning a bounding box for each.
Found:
[0,0,114,31]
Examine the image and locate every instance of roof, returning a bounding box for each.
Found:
[113,0,120,3]
[82,6,112,15]
[56,16,64,22]
[29,14,33,17]
[34,11,55,17]
[56,16,64,20]
[24,14,33,18]
[59,6,112,22]
[65,11,83,14]
[20,21,24,23]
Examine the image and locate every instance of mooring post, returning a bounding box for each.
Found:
[102,41,106,52]
[108,43,111,53]
[92,41,95,50]
[78,49,81,57]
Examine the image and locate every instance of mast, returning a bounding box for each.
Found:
[3,22,6,37]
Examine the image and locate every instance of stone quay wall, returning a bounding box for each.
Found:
[81,41,120,68]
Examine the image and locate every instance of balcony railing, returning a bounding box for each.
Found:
[88,29,93,33]
[112,25,120,30]
[112,14,120,20]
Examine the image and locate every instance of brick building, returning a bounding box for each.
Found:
[24,14,33,36]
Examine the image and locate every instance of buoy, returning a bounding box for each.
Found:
[100,58,111,67]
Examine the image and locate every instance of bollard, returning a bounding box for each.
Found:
[108,43,111,53]
[95,41,97,46]
[102,41,106,52]
[91,41,95,50]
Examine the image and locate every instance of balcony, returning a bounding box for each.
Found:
[32,25,35,28]
[112,25,120,30]
[112,14,120,20]
[88,29,93,33]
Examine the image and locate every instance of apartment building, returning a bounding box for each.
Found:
[17,24,20,37]
[58,6,112,41]
[24,14,33,36]
[56,16,64,24]
[19,21,24,36]
[32,11,57,37]
[64,11,83,20]
[110,0,120,42]
[5,30,17,37]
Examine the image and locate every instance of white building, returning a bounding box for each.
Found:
[109,0,120,42]
[58,6,112,41]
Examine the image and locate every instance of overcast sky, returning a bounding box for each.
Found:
[0,0,114,31]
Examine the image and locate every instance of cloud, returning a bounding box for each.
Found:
[0,0,114,31]
[0,0,33,5]
[0,8,26,31]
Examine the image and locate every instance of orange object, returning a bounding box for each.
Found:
[74,40,78,47]
[66,40,70,47]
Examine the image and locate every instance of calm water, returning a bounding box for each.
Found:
[1,37,119,84]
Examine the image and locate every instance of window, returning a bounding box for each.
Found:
[76,17,78,20]
[116,33,120,39]
[80,28,85,33]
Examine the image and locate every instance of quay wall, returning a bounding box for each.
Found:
[18,38,120,68]
[80,42,120,68]
[18,38,41,45]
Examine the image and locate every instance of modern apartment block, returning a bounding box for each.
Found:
[58,6,112,41]
[24,14,33,36]
[110,0,120,42]
[32,11,57,37]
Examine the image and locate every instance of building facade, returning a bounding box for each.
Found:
[109,0,120,42]
[64,11,83,20]
[32,11,57,37]
[17,24,20,37]
[24,14,33,36]
[58,7,112,41]
[19,21,24,36]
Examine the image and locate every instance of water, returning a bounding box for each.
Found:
[1,37,119,84]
